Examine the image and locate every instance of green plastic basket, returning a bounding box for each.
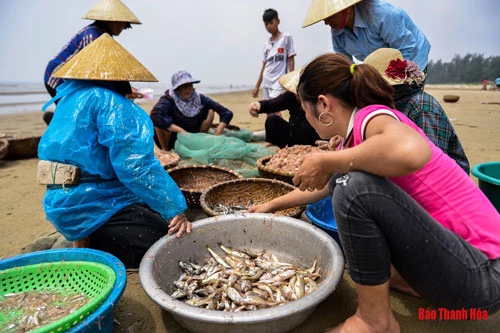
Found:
[0,261,116,332]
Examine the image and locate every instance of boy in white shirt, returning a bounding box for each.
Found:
[252,8,296,109]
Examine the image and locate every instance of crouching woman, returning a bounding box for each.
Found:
[38,34,191,268]
[293,53,500,332]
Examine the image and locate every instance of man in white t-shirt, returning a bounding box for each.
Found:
[253,9,296,108]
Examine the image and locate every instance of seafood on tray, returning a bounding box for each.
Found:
[0,290,89,331]
[265,145,320,174]
[171,243,321,312]
[154,150,180,168]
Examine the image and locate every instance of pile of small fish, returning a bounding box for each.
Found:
[0,290,89,332]
[171,243,321,312]
[211,201,258,215]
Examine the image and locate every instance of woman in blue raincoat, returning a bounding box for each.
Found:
[38,34,191,268]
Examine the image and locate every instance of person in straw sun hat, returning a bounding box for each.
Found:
[363,47,470,174]
[247,68,320,148]
[302,0,431,73]
[43,0,142,125]
[38,34,192,268]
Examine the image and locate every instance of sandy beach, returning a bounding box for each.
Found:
[1,87,500,332]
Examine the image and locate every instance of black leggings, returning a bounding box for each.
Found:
[330,171,500,312]
[89,204,169,268]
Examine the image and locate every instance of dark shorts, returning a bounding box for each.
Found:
[89,203,170,268]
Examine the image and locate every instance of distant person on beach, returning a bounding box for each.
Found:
[150,70,234,151]
[43,0,142,125]
[252,8,296,110]
[249,52,500,332]
[482,78,488,90]
[496,77,500,91]
[248,69,320,148]
[38,34,192,268]
[363,48,470,174]
[302,0,431,73]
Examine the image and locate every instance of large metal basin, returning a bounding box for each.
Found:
[139,213,344,333]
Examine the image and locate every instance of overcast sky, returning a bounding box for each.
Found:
[1,0,499,87]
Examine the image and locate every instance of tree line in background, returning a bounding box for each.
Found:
[427,53,500,84]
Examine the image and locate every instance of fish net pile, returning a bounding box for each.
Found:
[171,243,321,312]
[174,132,274,178]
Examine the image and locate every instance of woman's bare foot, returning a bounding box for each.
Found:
[326,312,400,333]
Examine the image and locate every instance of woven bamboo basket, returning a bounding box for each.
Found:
[167,165,243,207]
[256,155,295,185]
[0,139,9,160]
[4,136,41,160]
[443,95,460,103]
[155,150,180,170]
[200,178,304,219]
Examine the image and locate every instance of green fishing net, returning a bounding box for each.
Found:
[174,132,274,178]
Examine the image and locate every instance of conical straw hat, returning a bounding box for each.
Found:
[302,0,362,28]
[83,0,141,24]
[52,34,157,82]
[278,68,303,94]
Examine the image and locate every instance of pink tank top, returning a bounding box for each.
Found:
[349,105,500,259]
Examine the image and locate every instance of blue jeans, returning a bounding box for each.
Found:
[329,171,500,313]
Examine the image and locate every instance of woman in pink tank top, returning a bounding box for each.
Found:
[291,53,500,332]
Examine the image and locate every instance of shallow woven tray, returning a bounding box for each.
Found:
[167,165,243,207]
[154,150,180,170]
[3,136,41,160]
[0,139,8,160]
[443,95,460,103]
[256,155,295,185]
[257,145,319,185]
[200,178,304,218]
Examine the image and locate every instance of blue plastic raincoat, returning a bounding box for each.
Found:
[38,80,187,241]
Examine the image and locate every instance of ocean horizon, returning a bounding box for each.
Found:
[0,81,252,115]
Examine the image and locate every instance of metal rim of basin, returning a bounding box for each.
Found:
[139,213,345,326]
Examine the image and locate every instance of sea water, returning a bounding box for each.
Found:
[0,82,251,116]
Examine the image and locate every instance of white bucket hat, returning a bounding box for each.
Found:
[171,71,201,90]
[302,0,362,28]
